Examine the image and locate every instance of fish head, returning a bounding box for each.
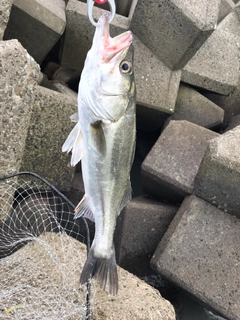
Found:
[81,13,135,122]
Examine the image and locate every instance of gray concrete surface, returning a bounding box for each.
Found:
[141,120,219,202]
[0,0,13,40]
[151,195,240,320]
[4,0,66,63]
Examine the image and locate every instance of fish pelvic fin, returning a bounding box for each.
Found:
[62,122,83,166]
[74,195,95,222]
[80,246,118,295]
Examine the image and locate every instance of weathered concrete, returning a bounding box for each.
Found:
[182,27,240,95]
[0,232,176,320]
[166,84,224,129]
[218,0,235,23]
[182,31,239,95]
[60,0,181,116]
[4,0,66,64]
[130,0,220,70]
[0,0,13,40]
[141,120,219,203]
[20,85,77,191]
[194,125,240,218]
[115,196,178,276]
[0,40,42,220]
[151,195,240,320]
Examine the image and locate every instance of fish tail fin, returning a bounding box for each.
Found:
[80,246,118,295]
[62,122,83,166]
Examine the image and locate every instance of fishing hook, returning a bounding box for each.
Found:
[87,0,116,26]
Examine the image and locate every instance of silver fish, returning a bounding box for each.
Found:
[62,13,136,295]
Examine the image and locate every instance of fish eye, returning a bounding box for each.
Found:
[120,61,132,74]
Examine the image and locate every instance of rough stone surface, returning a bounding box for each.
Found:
[0,232,176,320]
[0,0,13,40]
[182,27,240,95]
[142,120,219,203]
[194,125,240,218]
[218,0,235,23]
[115,196,178,276]
[166,84,224,129]
[0,40,42,219]
[4,0,66,64]
[130,0,220,70]
[61,0,181,116]
[20,85,77,191]
[151,195,240,320]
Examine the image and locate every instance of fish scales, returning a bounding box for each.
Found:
[62,13,136,295]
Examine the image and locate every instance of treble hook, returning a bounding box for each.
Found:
[87,0,116,26]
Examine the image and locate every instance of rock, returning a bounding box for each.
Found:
[4,0,66,64]
[0,0,13,40]
[194,125,240,217]
[166,84,224,129]
[151,195,240,320]
[218,0,235,23]
[115,196,178,276]
[130,0,220,70]
[0,40,42,220]
[141,120,219,203]
[0,232,176,320]
[20,85,77,191]
[181,27,240,95]
[224,114,240,131]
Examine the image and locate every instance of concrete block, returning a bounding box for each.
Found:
[151,195,240,320]
[0,39,42,220]
[4,0,66,64]
[194,126,240,217]
[182,28,240,95]
[130,0,220,70]
[0,0,13,40]
[166,84,224,129]
[114,196,178,276]
[20,85,77,191]
[141,120,219,202]
[61,0,181,121]
[218,0,235,23]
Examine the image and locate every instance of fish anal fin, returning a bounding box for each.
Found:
[74,195,95,222]
[80,246,118,295]
[90,121,106,157]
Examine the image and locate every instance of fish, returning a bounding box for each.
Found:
[62,13,136,295]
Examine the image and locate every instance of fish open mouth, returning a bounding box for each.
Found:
[97,13,133,63]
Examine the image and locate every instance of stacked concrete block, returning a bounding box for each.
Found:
[218,0,235,22]
[141,120,219,202]
[130,0,220,70]
[166,84,224,129]
[20,85,77,191]
[194,125,240,218]
[4,0,66,64]
[0,0,13,40]
[0,39,42,220]
[151,195,240,320]
[182,25,240,95]
[114,196,178,276]
[61,0,181,127]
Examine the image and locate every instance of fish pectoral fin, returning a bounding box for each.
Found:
[70,112,79,122]
[74,195,95,222]
[62,122,83,167]
[89,121,106,157]
[119,183,132,213]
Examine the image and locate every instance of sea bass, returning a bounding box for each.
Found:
[62,13,136,295]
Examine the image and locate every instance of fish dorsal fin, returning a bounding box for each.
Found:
[90,121,106,157]
[119,182,132,213]
[62,122,83,166]
[74,195,95,222]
